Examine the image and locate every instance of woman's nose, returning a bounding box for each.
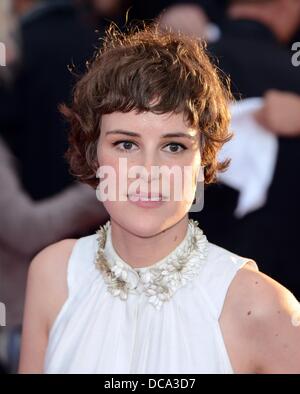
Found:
[139,153,162,182]
[131,152,161,183]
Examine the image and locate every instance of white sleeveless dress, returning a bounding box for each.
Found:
[44,219,258,374]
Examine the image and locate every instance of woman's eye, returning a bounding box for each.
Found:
[163,143,187,153]
[112,141,187,153]
[113,140,138,152]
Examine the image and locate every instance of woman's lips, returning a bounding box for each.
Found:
[127,193,167,208]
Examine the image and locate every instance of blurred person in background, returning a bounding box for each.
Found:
[211,0,300,97]
[157,2,221,43]
[156,0,233,43]
[189,0,300,300]
[256,90,300,136]
[0,0,109,373]
[2,0,104,199]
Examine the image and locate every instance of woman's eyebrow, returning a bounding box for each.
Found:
[105,130,196,140]
[105,130,140,137]
[161,132,197,140]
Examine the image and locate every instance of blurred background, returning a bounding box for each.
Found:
[1,0,300,373]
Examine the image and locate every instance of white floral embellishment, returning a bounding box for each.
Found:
[94,219,208,310]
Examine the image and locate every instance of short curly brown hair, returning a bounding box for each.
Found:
[61,24,233,188]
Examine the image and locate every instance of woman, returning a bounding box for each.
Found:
[19,25,300,374]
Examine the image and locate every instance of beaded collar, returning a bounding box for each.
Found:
[95,219,208,310]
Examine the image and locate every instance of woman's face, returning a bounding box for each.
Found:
[96,110,201,237]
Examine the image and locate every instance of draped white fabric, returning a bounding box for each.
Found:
[218,98,279,218]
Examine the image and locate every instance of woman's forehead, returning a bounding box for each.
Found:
[100,110,199,136]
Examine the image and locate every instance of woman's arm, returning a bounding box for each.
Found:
[220,265,300,374]
[250,272,300,373]
[0,137,108,256]
[18,239,76,373]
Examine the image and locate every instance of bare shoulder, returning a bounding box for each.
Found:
[29,238,77,281]
[19,239,77,373]
[224,263,299,324]
[220,262,300,373]
[27,238,78,331]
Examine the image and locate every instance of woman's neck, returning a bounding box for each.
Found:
[109,215,189,269]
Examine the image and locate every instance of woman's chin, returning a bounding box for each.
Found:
[104,201,187,237]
